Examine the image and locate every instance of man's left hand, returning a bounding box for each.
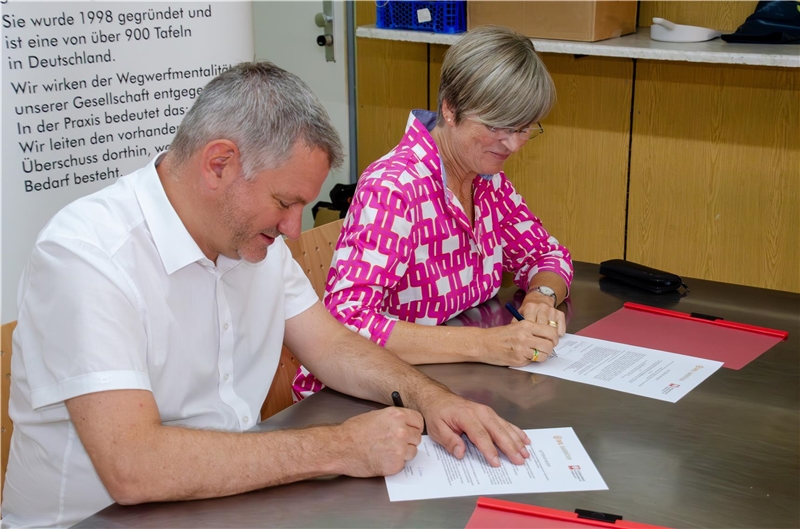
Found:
[419,393,531,467]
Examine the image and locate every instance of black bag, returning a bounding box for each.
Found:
[599,259,689,294]
[312,183,356,220]
[721,1,800,44]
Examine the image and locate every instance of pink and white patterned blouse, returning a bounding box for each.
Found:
[292,110,572,400]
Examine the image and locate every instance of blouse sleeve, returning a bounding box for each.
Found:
[323,176,414,347]
[496,175,574,294]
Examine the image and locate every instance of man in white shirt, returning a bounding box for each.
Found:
[2,62,532,528]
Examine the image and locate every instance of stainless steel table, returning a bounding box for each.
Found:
[74,262,799,528]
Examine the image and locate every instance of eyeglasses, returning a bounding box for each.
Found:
[484,122,544,141]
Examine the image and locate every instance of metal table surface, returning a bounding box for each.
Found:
[74,262,799,529]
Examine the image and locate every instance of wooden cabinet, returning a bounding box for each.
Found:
[354,2,799,292]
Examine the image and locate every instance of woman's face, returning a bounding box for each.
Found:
[447,116,530,177]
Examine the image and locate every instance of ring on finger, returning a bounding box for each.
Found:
[548,320,558,328]
[532,349,540,361]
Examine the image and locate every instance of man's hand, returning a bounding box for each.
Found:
[419,393,531,468]
[333,407,424,477]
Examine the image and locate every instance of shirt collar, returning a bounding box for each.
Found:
[134,154,209,275]
[405,110,495,182]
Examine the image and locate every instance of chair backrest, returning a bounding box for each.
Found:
[259,219,345,421]
[1,320,17,500]
[283,219,345,298]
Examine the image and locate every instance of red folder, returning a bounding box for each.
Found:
[577,302,788,370]
[465,497,670,529]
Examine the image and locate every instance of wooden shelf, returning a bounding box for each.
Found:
[356,26,800,68]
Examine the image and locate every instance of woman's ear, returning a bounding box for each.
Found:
[441,101,456,124]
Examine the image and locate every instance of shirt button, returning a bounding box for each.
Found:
[224,374,229,381]
[223,323,229,331]
[243,416,249,424]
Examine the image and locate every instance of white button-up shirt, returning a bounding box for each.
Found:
[1,155,318,528]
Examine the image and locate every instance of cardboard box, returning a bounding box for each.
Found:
[313,206,341,228]
[468,1,638,42]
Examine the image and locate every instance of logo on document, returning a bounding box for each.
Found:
[569,465,585,482]
[662,383,681,395]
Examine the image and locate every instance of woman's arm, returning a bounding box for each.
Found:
[324,178,413,346]
[383,316,559,366]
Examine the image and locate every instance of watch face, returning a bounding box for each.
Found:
[537,286,555,296]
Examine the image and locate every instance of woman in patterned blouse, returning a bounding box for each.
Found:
[293,26,573,399]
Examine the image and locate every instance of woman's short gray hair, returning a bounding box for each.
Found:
[437,25,556,129]
[170,61,343,179]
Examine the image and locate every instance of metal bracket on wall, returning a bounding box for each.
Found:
[315,0,335,62]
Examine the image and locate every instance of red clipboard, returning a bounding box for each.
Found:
[465,497,671,529]
[576,302,788,370]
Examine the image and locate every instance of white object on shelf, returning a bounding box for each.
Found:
[355,25,800,68]
[416,8,431,24]
[650,17,722,43]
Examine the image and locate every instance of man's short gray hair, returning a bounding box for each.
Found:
[170,61,343,179]
[437,25,556,129]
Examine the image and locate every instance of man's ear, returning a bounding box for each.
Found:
[200,140,240,191]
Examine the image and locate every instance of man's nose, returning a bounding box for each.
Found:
[280,210,302,240]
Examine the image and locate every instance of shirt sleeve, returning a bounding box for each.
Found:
[323,176,413,346]
[277,237,320,320]
[16,237,151,411]
[495,175,574,294]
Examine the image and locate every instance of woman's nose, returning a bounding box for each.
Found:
[502,133,527,152]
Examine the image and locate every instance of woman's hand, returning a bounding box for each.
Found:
[479,318,559,367]
[520,301,566,337]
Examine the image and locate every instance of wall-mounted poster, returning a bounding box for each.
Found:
[2,2,254,321]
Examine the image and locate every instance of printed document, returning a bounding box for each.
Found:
[385,427,606,502]
[513,333,723,403]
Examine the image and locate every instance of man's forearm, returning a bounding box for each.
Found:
[112,424,345,504]
[67,389,348,506]
[286,303,452,411]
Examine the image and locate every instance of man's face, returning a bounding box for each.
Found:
[218,142,330,263]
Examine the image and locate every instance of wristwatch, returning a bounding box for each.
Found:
[529,285,558,306]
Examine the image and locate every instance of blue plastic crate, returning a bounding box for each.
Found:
[376,1,466,34]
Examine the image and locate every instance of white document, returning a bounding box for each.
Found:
[385,427,606,502]
[513,333,723,403]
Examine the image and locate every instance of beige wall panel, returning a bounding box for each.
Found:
[511,54,631,264]
[355,0,376,25]
[355,39,428,174]
[638,1,757,32]
[629,61,799,293]
[430,44,448,111]
[355,1,428,174]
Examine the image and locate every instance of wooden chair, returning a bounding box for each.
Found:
[259,218,345,420]
[1,320,17,500]
[283,218,346,299]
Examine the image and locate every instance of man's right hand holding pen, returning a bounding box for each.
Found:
[331,384,531,478]
[286,302,532,482]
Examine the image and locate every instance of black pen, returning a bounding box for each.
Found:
[391,391,405,408]
[504,302,558,358]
